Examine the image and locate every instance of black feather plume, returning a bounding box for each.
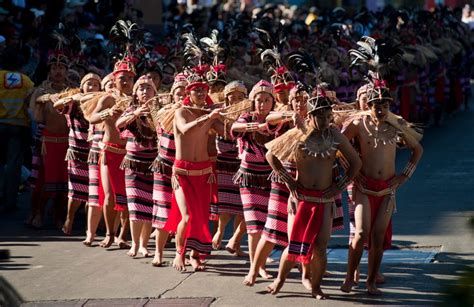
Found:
[181,31,204,68]
[200,29,226,66]
[50,23,70,51]
[349,36,402,80]
[287,49,318,75]
[109,19,141,53]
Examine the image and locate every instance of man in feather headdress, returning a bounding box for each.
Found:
[87,58,136,248]
[27,50,71,229]
[340,82,423,295]
[264,90,361,300]
[162,68,225,272]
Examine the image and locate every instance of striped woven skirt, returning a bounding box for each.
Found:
[209,160,219,221]
[28,123,45,189]
[262,181,289,247]
[217,171,243,216]
[152,172,172,229]
[88,163,100,206]
[151,157,173,229]
[67,159,90,202]
[216,160,242,216]
[87,130,104,207]
[125,169,154,222]
[235,161,272,234]
[240,187,271,234]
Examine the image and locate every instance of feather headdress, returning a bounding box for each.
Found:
[348,36,403,80]
[47,24,72,67]
[109,19,141,76]
[201,29,228,84]
[286,49,319,89]
[255,27,294,91]
[109,19,141,58]
[182,31,205,68]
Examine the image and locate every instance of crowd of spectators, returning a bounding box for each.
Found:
[0,1,470,94]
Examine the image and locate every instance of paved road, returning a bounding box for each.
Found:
[1,109,473,306]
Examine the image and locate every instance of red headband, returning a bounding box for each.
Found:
[182,95,213,106]
[274,82,295,93]
[186,82,209,92]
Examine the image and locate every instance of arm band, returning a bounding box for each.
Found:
[402,162,416,178]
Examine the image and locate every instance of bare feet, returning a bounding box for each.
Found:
[312,286,329,300]
[340,279,355,293]
[189,256,206,271]
[354,269,360,285]
[99,234,114,248]
[266,278,285,295]
[172,253,187,272]
[259,267,273,279]
[138,247,153,258]
[234,248,248,258]
[31,215,43,229]
[302,275,312,291]
[117,240,131,249]
[212,230,223,250]
[367,282,382,295]
[225,245,248,257]
[82,231,95,247]
[151,253,164,267]
[127,243,138,257]
[352,270,384,285]
[242,273,256,286]
[376,272,386,284]
[62,219,72,235]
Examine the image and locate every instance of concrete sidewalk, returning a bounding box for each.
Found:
[1,110,473,306]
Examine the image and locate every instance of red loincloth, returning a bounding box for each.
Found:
[287,188,333,264]
[42,130,68,192]
[363,175,394,251]
[98,142,127,211]
[163,159,214,255]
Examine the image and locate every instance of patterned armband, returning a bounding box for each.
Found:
[281,112,294,119]
[99,108,112,121]
[246,122,259,132]
[402,162,416,178]
[336,175,350,191]
[63,97,74,106]
[277,168,294,185]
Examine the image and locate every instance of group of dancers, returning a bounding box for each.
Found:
[22,18,429,299]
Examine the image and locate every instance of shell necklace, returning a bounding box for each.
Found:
[300,128,339,158]
[363,115,398,148]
